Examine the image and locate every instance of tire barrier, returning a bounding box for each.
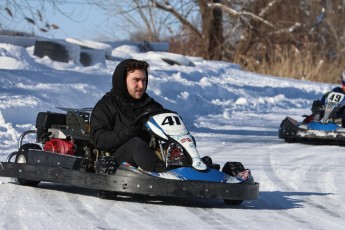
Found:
[33,40,69,63]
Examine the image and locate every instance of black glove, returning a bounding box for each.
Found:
[119,125,142,142]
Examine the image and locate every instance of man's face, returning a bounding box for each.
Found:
[126,69,147,100]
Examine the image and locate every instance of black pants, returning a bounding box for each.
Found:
[112,137,162,172]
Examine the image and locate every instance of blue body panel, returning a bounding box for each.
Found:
[169,167,228,182]
[306,121,339,131]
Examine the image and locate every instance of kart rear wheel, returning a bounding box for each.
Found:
[15,143,41,187]
[285,138,296,143]
[224,199,243,205]
[97,190,117,199]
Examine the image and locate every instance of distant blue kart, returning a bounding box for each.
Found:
[279,91,345,144]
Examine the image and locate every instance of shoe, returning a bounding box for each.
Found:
[201,156,220,170]
[222,162,245,176]
[201,156,212,165]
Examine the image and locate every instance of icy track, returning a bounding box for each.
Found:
[0,40,344,229]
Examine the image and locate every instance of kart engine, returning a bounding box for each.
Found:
[36,110,92,156]
[166,143,184,165]
[43,138,76,155]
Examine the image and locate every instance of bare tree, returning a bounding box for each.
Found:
[88,1,173,42]
[90,0,278,60]
[17,0,340,82]
[0,0,63,36]
[190,0,223,60]
[90,1,222,59]
[222,0,345,82]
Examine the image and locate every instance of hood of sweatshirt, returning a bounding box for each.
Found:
[110,59,149,103]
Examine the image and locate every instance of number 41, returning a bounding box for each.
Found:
[161,116,181,126]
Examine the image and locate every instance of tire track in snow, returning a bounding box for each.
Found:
[66,192,115,230]
[302,150,345,220]
[91,196,236,229]
[0,181,27,229]
[259,148,310,226]
[30,183,110,229]
[183,206,243,229]
[261,144,343,228]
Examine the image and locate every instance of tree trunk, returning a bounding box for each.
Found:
[199,0,223,60]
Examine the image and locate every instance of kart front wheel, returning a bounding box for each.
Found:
[15,143,41,187]
[224,199,243,206]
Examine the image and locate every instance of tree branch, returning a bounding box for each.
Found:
[269,22,302,35]
[151,0,202,38]
[258,0,283,17]
[208,2,275,28]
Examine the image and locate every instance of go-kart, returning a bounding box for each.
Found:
[279,91,345,145]
[0,107,259,205]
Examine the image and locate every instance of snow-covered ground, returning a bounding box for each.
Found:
[0,39,344,230]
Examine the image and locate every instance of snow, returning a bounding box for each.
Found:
[1,36,345,229]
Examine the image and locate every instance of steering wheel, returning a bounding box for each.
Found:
[132,107,175,126]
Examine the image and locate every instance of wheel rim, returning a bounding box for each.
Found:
[17,154,27,163]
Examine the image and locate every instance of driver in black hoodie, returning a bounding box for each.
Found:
[90,59,165,172]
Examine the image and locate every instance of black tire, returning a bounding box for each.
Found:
[97,190,117,200]
[161,58,180,66]
[80,52,92,66]
[15,143,41,187]
[224,199,243,206]
[285,138,296,143]
[33,40,69,63]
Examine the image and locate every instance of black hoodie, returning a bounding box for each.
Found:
[90,59,163,151]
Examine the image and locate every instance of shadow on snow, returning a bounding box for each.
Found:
[5,181,332,210]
